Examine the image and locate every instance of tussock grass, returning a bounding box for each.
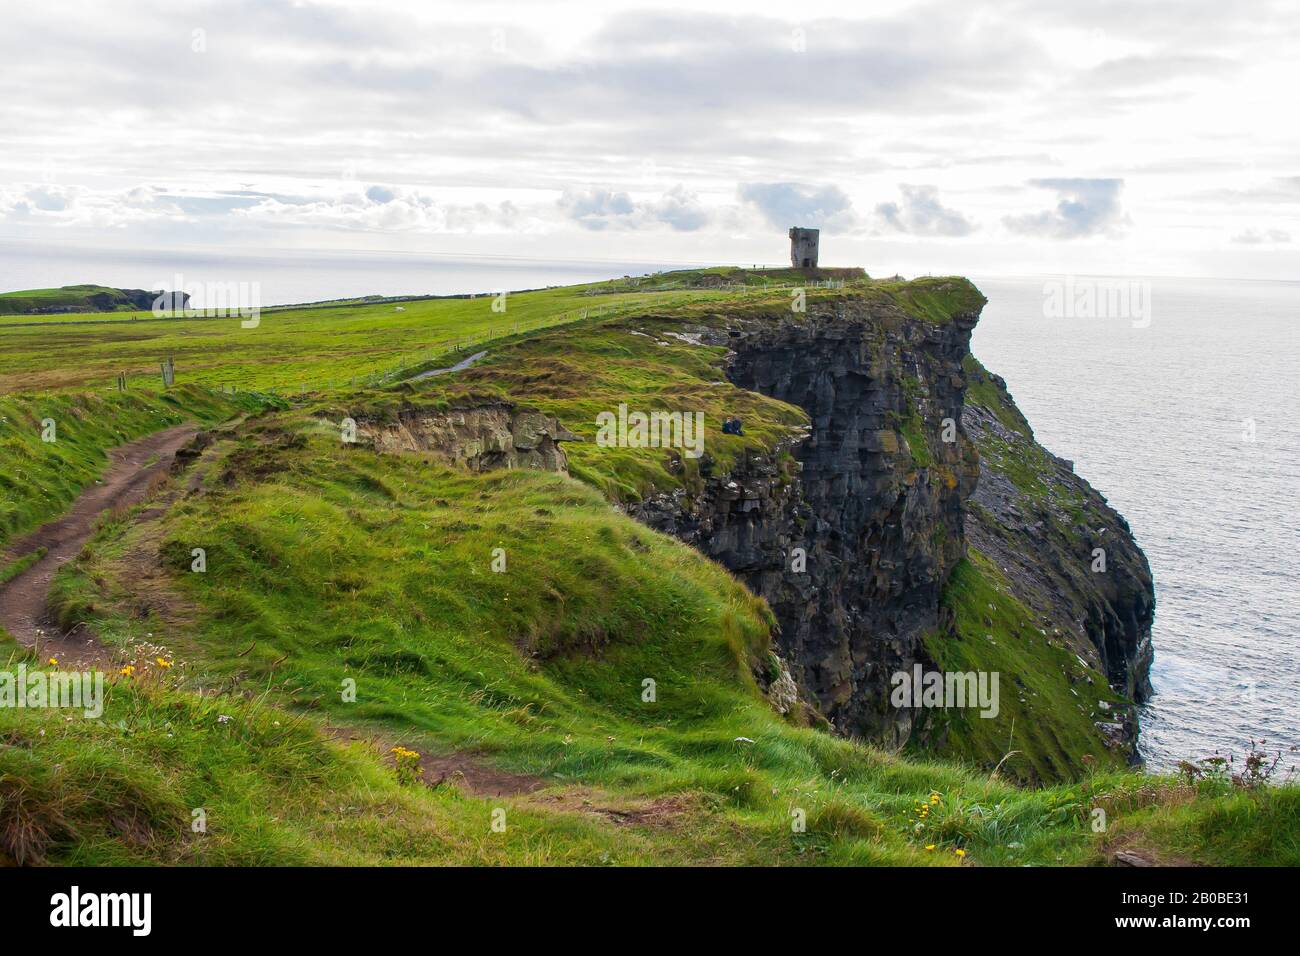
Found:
[920,551,1129,784]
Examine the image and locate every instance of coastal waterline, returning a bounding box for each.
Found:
[971,275,1300,772]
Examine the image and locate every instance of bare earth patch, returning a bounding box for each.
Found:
[0,424,199,667]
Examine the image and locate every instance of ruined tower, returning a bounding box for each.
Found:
[789,227,819,268]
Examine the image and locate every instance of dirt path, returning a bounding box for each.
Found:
[323,725,546,798]
[0,423,200,666]
[409,349,488,381]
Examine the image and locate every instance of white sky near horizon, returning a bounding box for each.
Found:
[1,0,1298,280]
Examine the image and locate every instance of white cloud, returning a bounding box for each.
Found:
[738,182,857,230]
[0,1,1297,277]
[875,185,975,237]
[1003,178,1129,239]
[1231,228,1291,245]
[558,185,710,231]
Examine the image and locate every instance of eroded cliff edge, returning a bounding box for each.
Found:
[629,280,1155,782]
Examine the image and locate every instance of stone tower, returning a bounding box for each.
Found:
[789,227,819,268]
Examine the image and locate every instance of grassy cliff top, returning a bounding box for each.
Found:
[0,271,984,393]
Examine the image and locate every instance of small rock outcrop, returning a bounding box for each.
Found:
[358,403,578,472]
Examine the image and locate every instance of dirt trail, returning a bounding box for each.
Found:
[0,424,199,666]
[409,349,488,381]
[323,725,546,798]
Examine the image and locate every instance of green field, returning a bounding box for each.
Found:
[1,269,1295,867]
[0,278,789,393]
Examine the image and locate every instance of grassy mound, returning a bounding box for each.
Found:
[12,472,1298,867]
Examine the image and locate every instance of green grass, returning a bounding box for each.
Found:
[0,274,983,396]
[2,270,1296,867]
[56,423,790,775]
[0,385,244,549]
[0,284,701,392]
[962,355,1092,518]
[0,548,45,584]
[16,463,1299,868]
[898,409,934,468]
[0,637,754,866]
[963,355,1033,437]
[350,315,809,502]
[596,265,869,293]
[920,551,1129,784]
[871,277,987,324]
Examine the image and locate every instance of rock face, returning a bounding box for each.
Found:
[359,403,578,472]
[630,290,1155,761]
[633,299,981,741]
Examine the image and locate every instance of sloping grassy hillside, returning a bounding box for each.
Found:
[0,271,969,395]
[0,284,696,392]
[2,274,1296,867]
[345,315,808,502]
[0,385,245,549]
[921,551,1128,781]
[13,412,1298,866]
[0,634,762,866]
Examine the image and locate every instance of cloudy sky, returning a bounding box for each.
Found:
[2,0,1298,280]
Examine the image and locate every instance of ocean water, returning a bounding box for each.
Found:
[0,242,679,307]
[5,245,1294,772]
[970,275,1300,773]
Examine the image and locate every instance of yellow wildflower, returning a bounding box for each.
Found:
[156,657,173,669]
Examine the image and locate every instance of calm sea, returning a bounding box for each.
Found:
[0,242,678,306]
[6,246,1296,772]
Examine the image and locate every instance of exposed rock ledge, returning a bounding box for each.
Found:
[356,403,578,472]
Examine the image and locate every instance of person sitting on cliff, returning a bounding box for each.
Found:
[721,417,744,436]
